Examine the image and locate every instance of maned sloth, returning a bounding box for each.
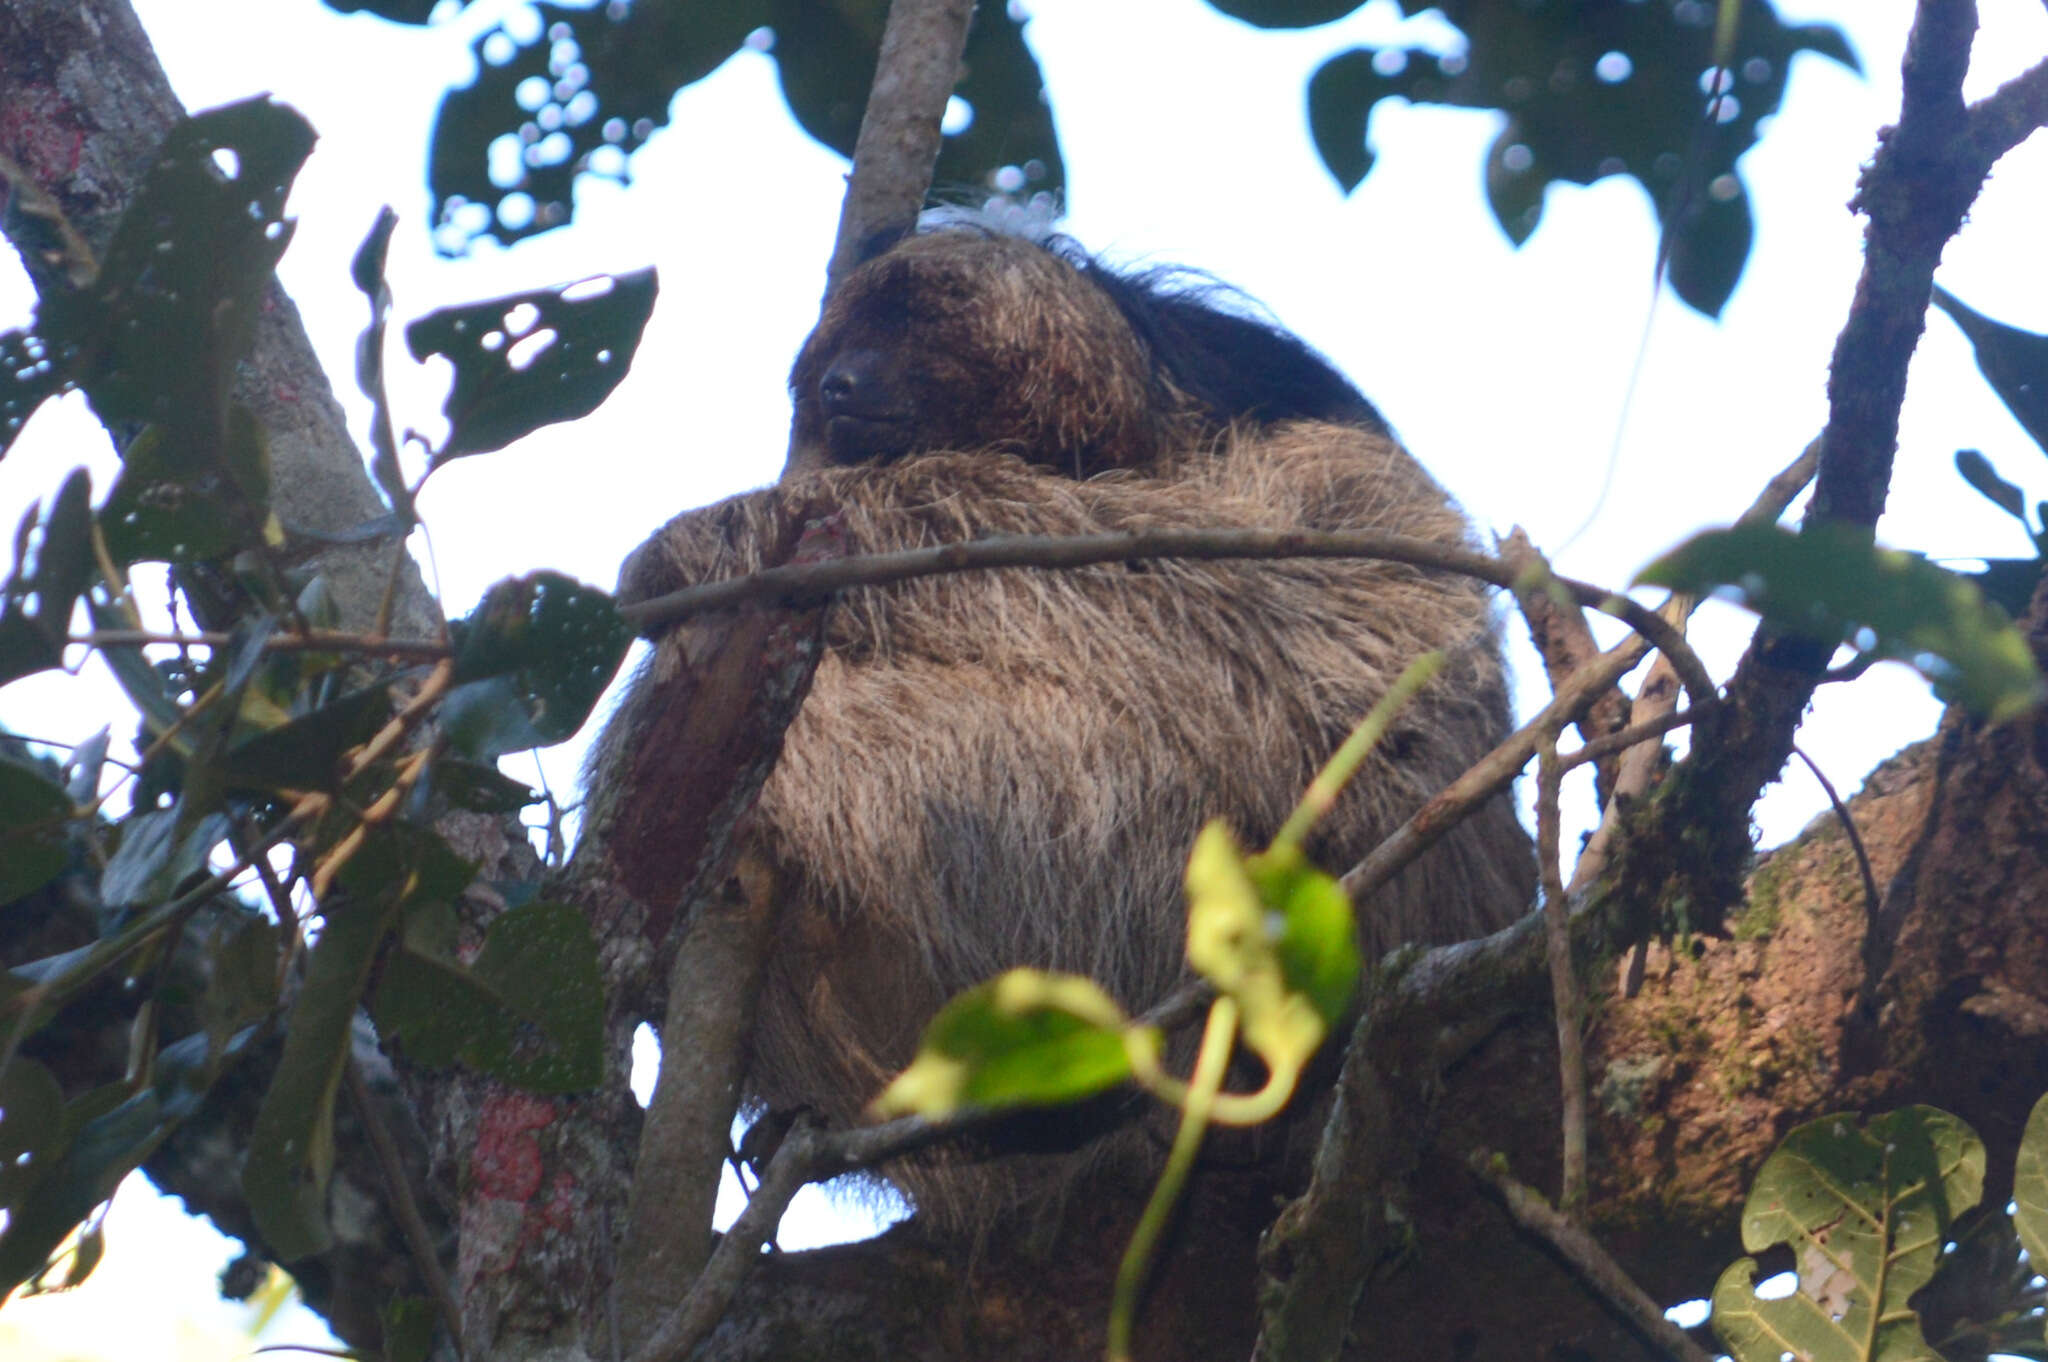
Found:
[587,225,1536,1232]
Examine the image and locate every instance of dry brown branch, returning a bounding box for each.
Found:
[1536,731,1588,1218]
[1471,1156,1716,1362]
[1503,528,1630,801]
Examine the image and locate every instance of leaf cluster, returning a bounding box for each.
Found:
[0,98,661,1303]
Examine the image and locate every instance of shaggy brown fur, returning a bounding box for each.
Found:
[587,229,1535,1233]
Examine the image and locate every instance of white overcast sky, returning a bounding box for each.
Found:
[2,0,2047,1350]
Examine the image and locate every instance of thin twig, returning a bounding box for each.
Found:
[622,525,1717,704]
[1791,744,1882,939]
[1472,1156,1716,1362]
[345,1055,465,1356]
[1536,729,1588,1218]
[72,629,450,661]
[1560,707,1700,774]
[1342,633,1656,905]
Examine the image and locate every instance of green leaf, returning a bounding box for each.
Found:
[0,469,93,687]
[442,572,632,758]
[98,806,231,910]
[1184,823,1335,1085]
[1203,0,1364,27]
[869,969,1140,1120]
[0,327,73,459]
[405,270,658,462]
[1303,5,1856,316]
[1955,449,2029,523]
[203,915,283,1059]
[243,892,397,1263]
[0,1059,65,1212]
[2012,1093,2048,1300]
[0,1028,256,1297]
[1245,844,1360,1030]
[380,1294,439,1362]
[426,1,1060,252]
[422,756,540,815]
[0,751,74,904]
[1932,286,2048,457]
[372,900,604,1093]
[1639,521,2045,720]
[220,683,394,792]
[1711,1106,1985,1362]
[98,407,276,565]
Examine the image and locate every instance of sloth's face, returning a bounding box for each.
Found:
[785,232,1158,477]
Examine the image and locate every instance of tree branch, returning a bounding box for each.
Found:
[824,0,975,292]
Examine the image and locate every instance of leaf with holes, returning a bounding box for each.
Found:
[1711,1106,1984,1362]
[1305,1,1855,316]
[1639,521,2044,720]
[39,99,311,508]
[406,270,657,462]
[441,572,631,758]
[871,969,1141,1120]
[426,1,1060,252]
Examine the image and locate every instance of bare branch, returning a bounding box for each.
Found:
[1471,1157,1717,1362]
[824,0,976,292]
[1536,732,1588,1218]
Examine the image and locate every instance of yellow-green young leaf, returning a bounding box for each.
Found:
[1184,822,1329,1085]
[1246,843,1360,1030]
[2012,1093,2048,1283]
[1639,521,2044,720]
[869,970,1138,1120]
[1711,1106,1986,1362]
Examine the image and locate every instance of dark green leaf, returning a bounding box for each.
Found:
[203,915,283,1058]
[0,469,93,687]
[98,407,275,566]
[322,0,456,21]
[430,0,763,252]
[423,756,540,815]
[442,572,631,758]
[220,682,393,793]
[1971,558,2044,618]
[373,899,603,1092]
[0,752,73,904]
[870,969,1136,1119]
[1932,286,2048,457]
[41,99,312,483]
[0,328,71,459]
[351,207,413,525]
[1957,448,2029,522]
[244,895,398,1262]
[0,1059,65,1211]
[2012,1094,2048,1299]
[381,1294,439,1362]
[1305,4,1856,316]
[1639,521,2045,719]
[98,806,231,910]
[1712,1106,1984,1362]
[405,270,658,462]
[427,1,1060,252]
[1204,0,1364,27]
[86,596,187,737]
[0,1028,255,1297]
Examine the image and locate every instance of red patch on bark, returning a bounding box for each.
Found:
[0,84,87,186]
[471,1091,556,1202]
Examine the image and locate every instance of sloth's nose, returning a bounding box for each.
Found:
[820,350,884,415]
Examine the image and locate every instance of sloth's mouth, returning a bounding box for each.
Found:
[825,411,914,463]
